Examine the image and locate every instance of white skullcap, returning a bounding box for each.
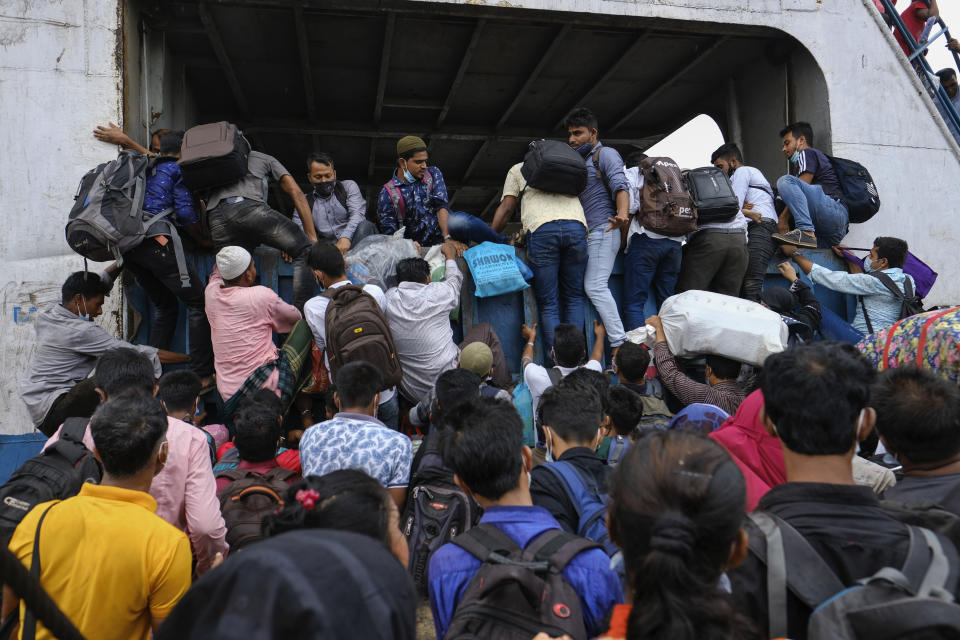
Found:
[216,246,252,280]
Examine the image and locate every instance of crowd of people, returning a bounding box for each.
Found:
[1,104,951,640]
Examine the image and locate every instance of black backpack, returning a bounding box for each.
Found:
[520,140,587,196]
[859,271,925,334]
[215,467,298,551]
[684,166,741,225]
[746,511,960,640]
[828,156,880,224]
[446,523,599,640]
[402,431,479,595]
[0,418,102,540]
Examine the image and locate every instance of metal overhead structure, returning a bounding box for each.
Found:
[159,1,795,219]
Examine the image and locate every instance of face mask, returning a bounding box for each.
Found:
[863,257,878,273]
[401,161,416,183]
[544,428,555,463]
[576,142,594,157]
[79,297,90,321]
[790,149,801,164]
[313,181,336,198]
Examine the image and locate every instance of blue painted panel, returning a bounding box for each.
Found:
[0,433,47,485]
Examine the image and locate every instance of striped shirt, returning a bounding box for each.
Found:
[653,342,745,415]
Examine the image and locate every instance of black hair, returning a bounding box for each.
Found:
[157,370,201,414]
[233,402,282,463]
[61,271,108,304]
[706,355,741,381]
[158,130,184,156]
[95,348,155,398]
[336,361,383,409]
[624,151,648,169]
[262,470,393,548]
[321,385,338,420]
[539,379,602,444]
[396,258,431,285]
[433,369,482,428]
[553,323,587,367]
[308,242,345,277]
[609,430,757,640]
[90,395,168,478]
[616,342,651,382]
[609,385,645,437]
[779,122,815,147]
[761,342,874,456]
[443,397,524,500]
[872,367,960,464]
[237,388,284,418]
[564,367,610,415]
[306,151,336,171]
[150,127,171,140]
[938,68,958,81]
[563,106,599,132]
[710,142,743,164]
[873,236,909,269]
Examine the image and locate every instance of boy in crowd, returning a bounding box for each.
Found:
[3,395,191,640]
[730,342,960,639]
[598,384,645,462]
[710,142,778,302]
[612,341,672,429]
[530,380,608,534]
[215,400,298,492]
[874,367,960,512]
[428,396,622,639]
[565,107,630,352]
[298,361,412,507]
[772,122,848,249]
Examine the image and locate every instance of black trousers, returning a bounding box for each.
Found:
[676,229,749,297]
[40,378,100,436]
[741,219,779,302]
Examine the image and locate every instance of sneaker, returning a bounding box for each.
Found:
[772,229,817,248]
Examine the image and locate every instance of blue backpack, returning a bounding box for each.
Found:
[827,156,880,224]
[541,461,617,557]
[606,436,630,467]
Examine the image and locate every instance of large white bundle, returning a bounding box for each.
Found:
[658,290,788,367]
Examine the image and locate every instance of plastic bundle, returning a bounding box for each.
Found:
[345,234,420,290]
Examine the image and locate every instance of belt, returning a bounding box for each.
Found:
[699,227,746,234]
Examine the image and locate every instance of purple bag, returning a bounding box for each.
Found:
[839,247,938,299]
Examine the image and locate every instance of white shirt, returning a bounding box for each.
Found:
[385,259,464,403]
[729,166,777,223]
[303,280,395,404]
[523,359,603,426]
[624,166,682,248]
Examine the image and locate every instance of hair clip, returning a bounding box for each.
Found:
[295,489,320,510]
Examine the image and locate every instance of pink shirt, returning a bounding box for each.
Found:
[204,265,302,399]
[43,416,229,575]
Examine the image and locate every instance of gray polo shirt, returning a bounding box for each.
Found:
[206,151,290,210]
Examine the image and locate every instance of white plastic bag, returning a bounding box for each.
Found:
[658,290,788,367]
[345,234,419,290]
[625,325,656,347]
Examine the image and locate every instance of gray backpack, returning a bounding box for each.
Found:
[66,150,190,286]
[748,511,960,640]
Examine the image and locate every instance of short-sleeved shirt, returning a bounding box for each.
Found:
[299,412,413,488]
[524,360,603,429]
[578,143,630,230]
[896,0,930,54]
[143,159,198,227]
[376,166,450,246]
[205,151,290,210]
[730,165,777,223]
[8,484,191,640]
[501,163,587,233]
[792,147,843,201]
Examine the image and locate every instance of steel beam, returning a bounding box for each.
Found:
[437,19,486,128]
[496,24,571,129]
[374,14,396,125]
[293,5,317,120]
[197,3,250,118]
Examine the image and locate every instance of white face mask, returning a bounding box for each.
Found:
[544,428,555,463]
[79,297,91,321]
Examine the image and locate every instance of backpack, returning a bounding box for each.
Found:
[322,285,403,390]
[606,436,630,466]
[383,170,435,224]
[446,523,599,640]
[683,166,741,225]
[827,156,880,224]
[0,418,101,540]
[637,156,698,237]
[66,151,191,286]
[401,432,479,596]
[215,467,298,551]
[520,140,587,196]
[746,511,960,640]
[859,272,925,334]
[178,121,251,192]
[540,461,618,557]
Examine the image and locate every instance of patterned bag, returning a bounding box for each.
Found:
[857,307,960,385]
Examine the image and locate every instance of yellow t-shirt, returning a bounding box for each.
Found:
[8,483,192,640]
[502,163,587,233]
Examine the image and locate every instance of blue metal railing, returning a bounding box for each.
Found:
[878,0,960,142]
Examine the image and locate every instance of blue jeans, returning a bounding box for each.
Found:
[527,221,588,355]
[377,392,400,431]
[446,211,508,245]
[585,225,626,347]
[819,306,865,343]
[623,234,682,332]
[776,175,849,247]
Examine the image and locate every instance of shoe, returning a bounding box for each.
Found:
[772,229,817,248]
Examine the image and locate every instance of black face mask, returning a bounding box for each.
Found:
[313,181,336,198]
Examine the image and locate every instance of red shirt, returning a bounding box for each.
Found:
[896,0,930,54]
[214,459,301,492]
